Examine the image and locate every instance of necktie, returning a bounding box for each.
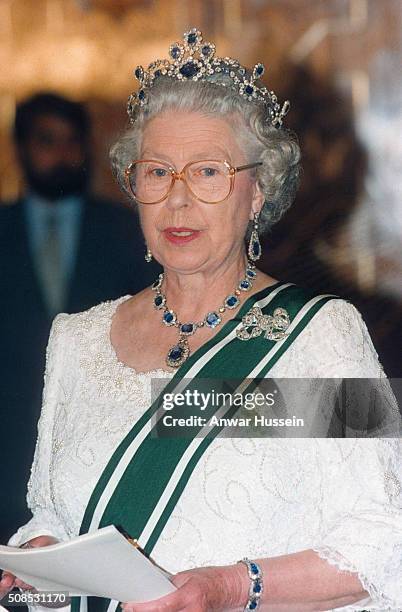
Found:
[37,209,65,317]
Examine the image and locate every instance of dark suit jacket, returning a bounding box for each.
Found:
[0,196,161,543]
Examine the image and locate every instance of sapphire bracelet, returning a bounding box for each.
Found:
[238,557,263,610]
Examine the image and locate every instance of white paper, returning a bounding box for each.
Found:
[0,525,176,603]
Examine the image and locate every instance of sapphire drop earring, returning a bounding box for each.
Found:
[248,212,262,261]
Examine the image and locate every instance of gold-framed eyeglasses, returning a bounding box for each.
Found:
[124,159,263,205]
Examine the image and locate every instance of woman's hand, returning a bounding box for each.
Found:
[122,564,245,612]
[0,535,59,597]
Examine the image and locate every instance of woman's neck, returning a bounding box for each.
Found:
[162,255,249,322]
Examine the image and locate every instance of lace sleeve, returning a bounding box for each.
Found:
[270,299,388,378]
[313,300,387,377]
[8,314,71,546]
[313,438,402,610]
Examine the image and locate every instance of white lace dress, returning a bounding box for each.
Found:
[9,296,402,611]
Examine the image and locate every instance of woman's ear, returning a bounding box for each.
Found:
[250,180,265,220]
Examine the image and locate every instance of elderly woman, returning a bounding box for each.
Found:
[1,28,401,612]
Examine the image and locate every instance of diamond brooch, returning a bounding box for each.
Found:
[236,306,290,342]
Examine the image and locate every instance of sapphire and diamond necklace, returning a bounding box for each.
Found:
[152,263,258,368]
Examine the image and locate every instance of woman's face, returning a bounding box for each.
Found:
[137,110,264,275]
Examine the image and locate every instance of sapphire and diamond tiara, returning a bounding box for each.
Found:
[127,27,290,128]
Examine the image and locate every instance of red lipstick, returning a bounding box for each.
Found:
[163,227,202,245]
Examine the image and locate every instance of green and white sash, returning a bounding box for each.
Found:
[71,283,335,612]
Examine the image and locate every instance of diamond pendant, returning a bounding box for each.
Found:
[166,336,190,368]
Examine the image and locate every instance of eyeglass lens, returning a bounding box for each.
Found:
[128,160,232,204]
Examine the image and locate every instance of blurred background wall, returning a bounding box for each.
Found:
[1,0,401,371]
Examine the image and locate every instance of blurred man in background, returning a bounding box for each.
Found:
[0,93,160,543]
